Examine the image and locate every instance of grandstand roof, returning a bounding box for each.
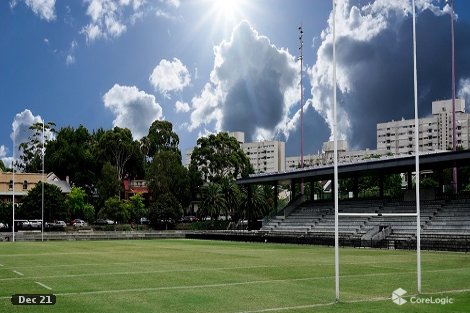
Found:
[237,150,470,185]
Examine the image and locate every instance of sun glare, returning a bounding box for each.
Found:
[213,0,241,22]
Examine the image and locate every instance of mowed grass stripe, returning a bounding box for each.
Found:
[1,240,470,313]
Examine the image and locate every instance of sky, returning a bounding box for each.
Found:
[1,0,470,169]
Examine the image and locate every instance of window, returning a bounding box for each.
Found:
[9,180,13,190]
[23,180,28,190]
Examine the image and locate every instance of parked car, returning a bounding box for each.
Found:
[0,222,8,230]
[180,216,198,223]
[28,220,43,229]
[45,220,66,231]
[95,219,114,225]
[94,219,108,225]
[71,219,87,227]
[139,217,150,225]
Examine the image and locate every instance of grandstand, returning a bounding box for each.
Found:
[260,198,470,251]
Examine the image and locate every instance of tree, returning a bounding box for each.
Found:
[199,183,226,220]
[66,187,95,221]
[99,197,131,223]
[96,127,140,181]
[96,162,121,208]
[190,132,253,183]
[18,183,66,221]
[0,201,12,226]
[240,185,269,228]
[18,121,56,172]
[220,177,241,218]
[0,160,6,172]
[141,120,180,160]
[149,192,182,229]
[45,125,99,192]
[129,193,147,222]
[147,150,190,209]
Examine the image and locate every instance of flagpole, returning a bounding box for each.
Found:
[412,0,422,294]
[332,0,340,302]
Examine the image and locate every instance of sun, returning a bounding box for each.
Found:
[212,0,242,23]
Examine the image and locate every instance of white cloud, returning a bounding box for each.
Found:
[307,0,446,144]
[149,58,191,98]
[6,109,54,168]
[10,0,56,21]
[81,0,145,42]
[458,78,470,108]
[175,101,190,113]
[103,84,163,140]
[188,21,299,142]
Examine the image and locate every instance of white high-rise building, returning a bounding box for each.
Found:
[377,99,466,154]
[185,131,285,174]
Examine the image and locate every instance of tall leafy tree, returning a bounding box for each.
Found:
[142,120,180,160]
[45,125,98,191]
[190,132,253,183]
[147,150,190,208]
[96,127,140,181]
[0,160,6,172]
[96,162,121,208]
[18,183,66,221]
[18,121,56,172]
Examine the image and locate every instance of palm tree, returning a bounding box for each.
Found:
[200,183,226,220]
[240,185,269,229]
[220,177,241,219]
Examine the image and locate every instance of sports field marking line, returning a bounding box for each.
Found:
[12,270,24,276]
[35,281,52,290]
[0,265,279,281]
[235,289,470,313]
[1,287,470,302]
[1,264,468,282]
[0,264,4,266]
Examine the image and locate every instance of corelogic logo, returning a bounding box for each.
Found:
[392,288,408,305]
[392,288,454,306]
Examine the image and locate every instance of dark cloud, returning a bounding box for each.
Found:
[309,2,470,151]
[190,21,299,142]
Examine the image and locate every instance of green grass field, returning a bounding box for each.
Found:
[1,239,469,313]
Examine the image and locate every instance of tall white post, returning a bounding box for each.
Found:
[42,121,45,242]
[332,0,340,302]
[412,0,422,294]
[12,137,15,242]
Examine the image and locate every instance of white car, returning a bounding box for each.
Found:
[72,219,87,227]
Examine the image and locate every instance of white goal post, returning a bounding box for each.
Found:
[332,0,421,302]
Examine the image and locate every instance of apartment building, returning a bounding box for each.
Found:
[377,99,466,154]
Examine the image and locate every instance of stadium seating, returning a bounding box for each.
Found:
[260,198,470,251]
